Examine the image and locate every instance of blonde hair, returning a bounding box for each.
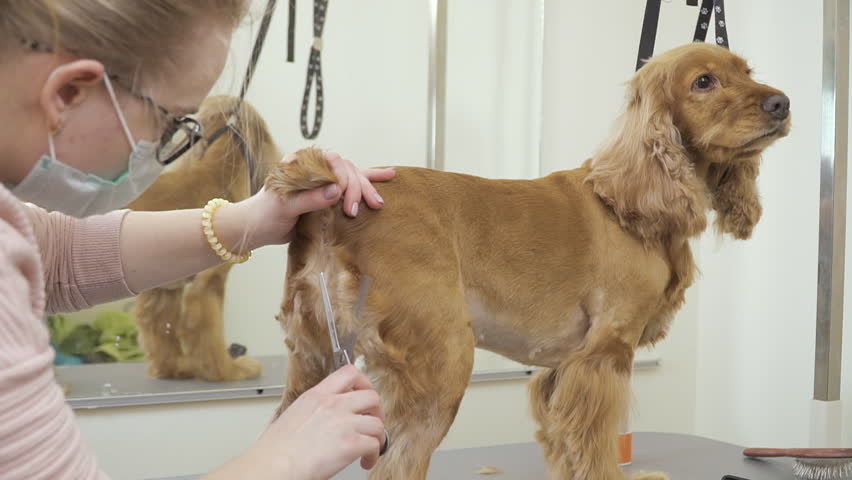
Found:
[0,0,250,87]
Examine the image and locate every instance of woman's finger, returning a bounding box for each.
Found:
[352,415,386,446]
[338,390,384,420]
[342,163,363,217]
[313,365,376,395]
[356,435,382,471]
[360,167,397,182]
[359,177,384,210]
[282,184,341,216]
[326,153,351,193]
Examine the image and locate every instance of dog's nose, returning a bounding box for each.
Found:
[762,94,790,120]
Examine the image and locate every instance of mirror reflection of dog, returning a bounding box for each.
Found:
[127,95,281,381]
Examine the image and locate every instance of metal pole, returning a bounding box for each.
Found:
[816,0,847,405]
[427,0,447,170]
[537,0,546,178]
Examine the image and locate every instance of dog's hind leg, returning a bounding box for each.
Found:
[177,264,262,381]
[272,267,337,419]
[274,331,332,420]
[362,291,475,480]
[135,286,193,379]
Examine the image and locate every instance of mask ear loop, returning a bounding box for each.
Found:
[47,131,58,163]
[45,67,63,163]
[102,74,137,149]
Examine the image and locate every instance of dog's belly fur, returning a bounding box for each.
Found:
[466,293,590,368]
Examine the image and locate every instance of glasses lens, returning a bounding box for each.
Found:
[158,118,201,164]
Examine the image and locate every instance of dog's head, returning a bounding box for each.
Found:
[643,42,791,157]
[587,43,790,242]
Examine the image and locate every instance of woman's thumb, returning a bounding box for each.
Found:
[286,184,341,215]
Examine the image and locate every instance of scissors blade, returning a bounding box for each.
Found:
[318,271,348,369]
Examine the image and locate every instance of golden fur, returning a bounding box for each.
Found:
[267,43,791,479]
[127,95,281,381]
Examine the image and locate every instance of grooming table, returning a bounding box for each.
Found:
[151,432,796,479]
[333,432,795,479]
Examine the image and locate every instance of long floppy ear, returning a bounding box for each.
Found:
[586,74,708,243]
[705,158,762,239]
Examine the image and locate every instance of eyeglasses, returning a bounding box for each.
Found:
[151,111,204,166]
[20,38,204,165]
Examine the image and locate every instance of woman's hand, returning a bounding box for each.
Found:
[219,151,396,250]
[204,365,387,480]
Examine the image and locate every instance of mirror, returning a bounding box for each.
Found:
[56,0,547,405]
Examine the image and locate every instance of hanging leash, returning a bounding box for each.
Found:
[635,0,663,71]
[636,0,730,71]
[237,0,280,107]
[692,0,728,48]
[300,0,328,139]
[203,0,280,194]
[287,0,296,63]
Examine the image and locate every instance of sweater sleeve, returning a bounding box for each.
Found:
[0,239,110,479]
[23,205,136,314]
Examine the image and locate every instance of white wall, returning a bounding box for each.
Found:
[691,1,852,449]
[73,1,850,478]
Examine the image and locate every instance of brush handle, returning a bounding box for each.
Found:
[744,448,852,459]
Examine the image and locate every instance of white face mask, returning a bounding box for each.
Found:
[11,74,164,218]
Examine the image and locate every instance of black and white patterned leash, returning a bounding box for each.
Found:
[300,0,328,140]
[206,0,279,195]
[692,0,729,48]
[636,0,730,71]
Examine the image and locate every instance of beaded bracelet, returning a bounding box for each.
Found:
[201,198,251,264]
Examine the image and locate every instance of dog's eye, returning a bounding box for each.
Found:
[692,74,717,92]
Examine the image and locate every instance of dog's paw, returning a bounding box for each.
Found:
[147,361,195,380]
[631,471,670,480]
[230,355,263,380]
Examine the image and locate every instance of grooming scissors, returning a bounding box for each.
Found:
[318,271,390,456]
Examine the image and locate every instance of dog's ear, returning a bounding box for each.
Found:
[705,158,762,239]
[586,73,708,242]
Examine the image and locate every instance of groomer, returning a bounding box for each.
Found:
[0,1,393,479]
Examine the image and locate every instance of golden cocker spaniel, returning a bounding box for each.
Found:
[267,43,791,480]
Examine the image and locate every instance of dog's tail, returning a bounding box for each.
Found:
[263,147,339,198]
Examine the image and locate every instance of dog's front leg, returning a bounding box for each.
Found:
[530,368,574,475]
[536,327,669,480]
[135,286,193,379]
[178,264,262,381]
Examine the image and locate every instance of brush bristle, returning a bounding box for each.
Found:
[792,458,852,480]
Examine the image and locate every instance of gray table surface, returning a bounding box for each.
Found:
[151,432,797,479]
[60,356,553,409]
[60,356,288,409]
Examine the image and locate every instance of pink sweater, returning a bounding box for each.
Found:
[0,184,133,479]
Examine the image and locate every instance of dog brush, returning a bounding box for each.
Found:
[743,448,852,480]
